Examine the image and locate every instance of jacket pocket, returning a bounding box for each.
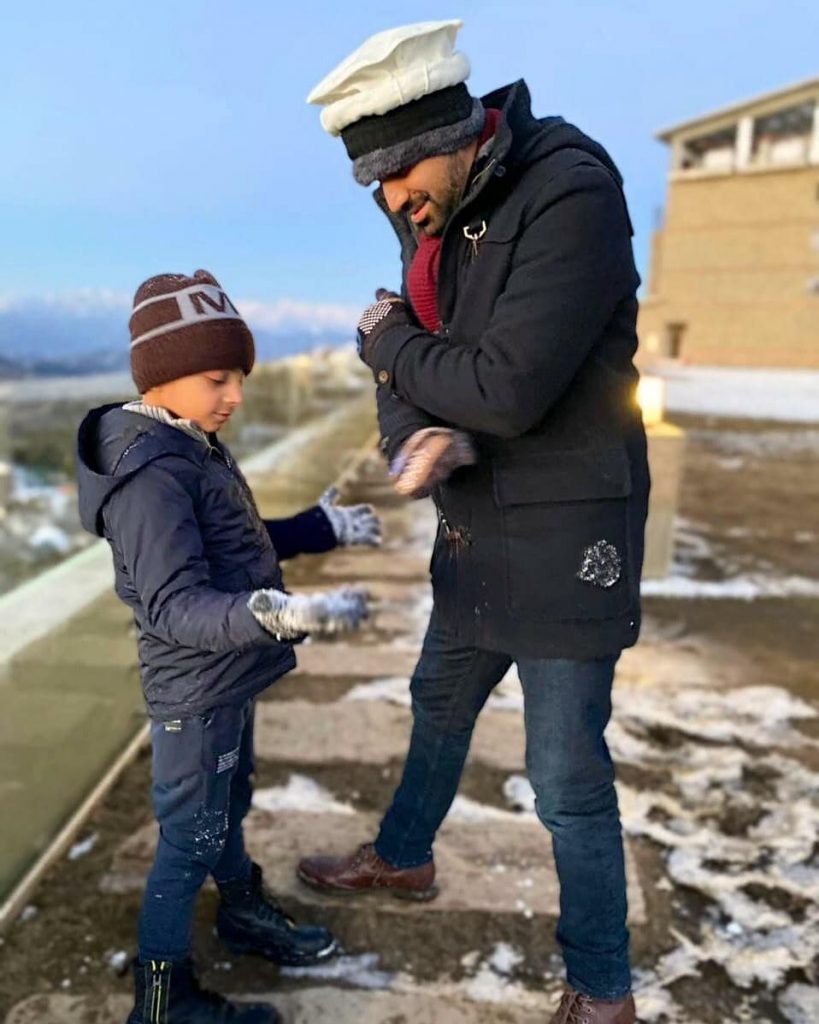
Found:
[493,448,633,622]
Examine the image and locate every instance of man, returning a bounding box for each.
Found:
[300,20,649,1024]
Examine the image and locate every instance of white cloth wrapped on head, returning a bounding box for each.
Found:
[307,20,469,136]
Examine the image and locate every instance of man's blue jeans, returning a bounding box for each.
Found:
[138,699,256,962]
[375,610,631,1000]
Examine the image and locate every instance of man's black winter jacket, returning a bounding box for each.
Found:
[372,80,650,659]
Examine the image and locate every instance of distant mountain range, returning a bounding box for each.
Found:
[0,292,356,379]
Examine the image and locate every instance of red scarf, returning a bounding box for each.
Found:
[406,108,501,333]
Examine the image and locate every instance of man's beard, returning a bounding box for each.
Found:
[414,161,469,238]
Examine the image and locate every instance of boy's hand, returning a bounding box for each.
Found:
[248,586,369,639]
[390,428,477,499]
[319,486,382,547]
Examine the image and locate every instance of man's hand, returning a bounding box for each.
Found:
[356,288,413,368]
[248,586,369,640]
[390,427,477,499]
[319,486,382,547]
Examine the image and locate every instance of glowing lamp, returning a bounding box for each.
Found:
[637,375,666,428]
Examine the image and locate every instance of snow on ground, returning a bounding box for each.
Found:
[252,775,355,816]
[345,676,412,706]
[654,366,819,423]
[640,513,819,599]
[344,668,525,713]
[281,953,395,990]
[778,984,819,1024]
[501,670,819,1021]
[448,795,532,825]
[327,505,819,1019]
[641,573,819,599]
[67,833,98,861]
[700,427,819,459]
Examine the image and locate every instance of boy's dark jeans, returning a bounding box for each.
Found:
[138,698,256,963]
[374,610,631,1001]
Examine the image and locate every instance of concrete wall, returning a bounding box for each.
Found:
[638,163,819,368]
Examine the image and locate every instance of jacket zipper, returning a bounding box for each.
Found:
[150,960,168,1023]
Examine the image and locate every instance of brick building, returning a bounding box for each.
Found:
[638,77,819,368]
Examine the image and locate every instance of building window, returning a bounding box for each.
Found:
[751,101,815,167]
[678,125,737,172]
[663,323,686,360]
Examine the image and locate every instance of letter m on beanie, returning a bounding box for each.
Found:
[187,287,240,318]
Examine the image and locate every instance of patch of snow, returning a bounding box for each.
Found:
[503,775,537,814]
[609,670,819,999]
[779,983,819,1024]
[463,963,529,1004]
[281,952,393,990]
[705,427,819,458]
[107,951,129,973]
[632,968,707,1024]
[641,573,819,600]
[252,775,354,816]
[344,671,526,713]
[613,683,817,748]
[726,526,753,539]
[487,942,524,975]
[448,795,534,825]
[716,456,745,471]
[29,524,72,554]
[68,833,98,860]
[655,366,819,423]
[460,950,481,971]
[344,676,411,706]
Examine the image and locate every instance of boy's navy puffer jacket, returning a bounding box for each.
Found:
[76,404,337,720]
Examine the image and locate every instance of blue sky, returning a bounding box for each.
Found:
[1,0,817,343]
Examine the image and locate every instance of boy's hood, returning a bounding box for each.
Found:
[75,403,212,537]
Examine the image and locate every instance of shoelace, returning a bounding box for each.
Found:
[559,991,594,1024]
[251,885,296,928]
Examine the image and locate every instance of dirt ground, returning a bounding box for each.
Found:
[1,414,817,1024]
[650,415,819,719]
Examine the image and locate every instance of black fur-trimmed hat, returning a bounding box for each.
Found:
[307,20,485,186]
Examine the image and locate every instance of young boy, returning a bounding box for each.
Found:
[76,270,377,1024]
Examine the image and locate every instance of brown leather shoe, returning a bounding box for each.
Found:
[297,843,438,902]
[549,987,636,1024]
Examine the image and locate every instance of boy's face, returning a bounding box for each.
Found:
[143,368,245,433]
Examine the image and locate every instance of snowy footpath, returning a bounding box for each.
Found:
[655,365,819,424]
[3,449,818,1024]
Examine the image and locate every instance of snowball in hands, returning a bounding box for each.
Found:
[248,586,369,639]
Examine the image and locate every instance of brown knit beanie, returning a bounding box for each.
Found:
[129,269,255,393]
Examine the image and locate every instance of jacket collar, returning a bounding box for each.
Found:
[373,80,540,255]
[122,400,214,449]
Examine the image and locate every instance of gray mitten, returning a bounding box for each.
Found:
[319,486,381,547]
[248,586,369,639]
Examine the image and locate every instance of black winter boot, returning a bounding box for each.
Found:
[126,958,278,1023]
[217,862,337,966]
